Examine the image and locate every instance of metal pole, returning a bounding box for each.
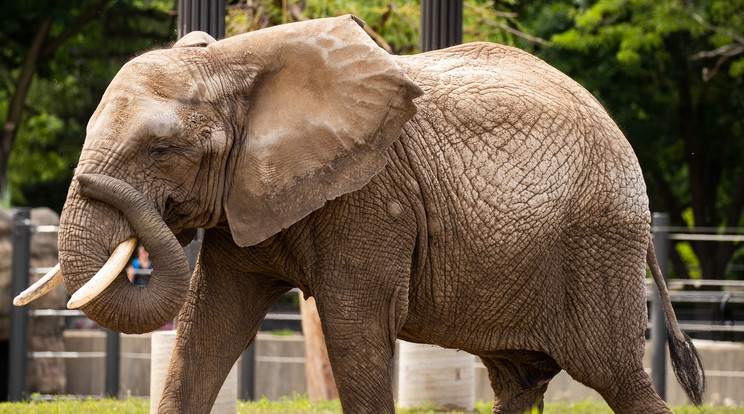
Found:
[651,212,669,400]
[240,343,256,401]
[105,330,120,398]
[9,208,31,401]
[421,0,462,52]
[178,0,225,40]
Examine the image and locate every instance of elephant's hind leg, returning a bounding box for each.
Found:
[481,351,561,414]
[559,341,670,412]
[589,367,670,413]
[557,225,671,413]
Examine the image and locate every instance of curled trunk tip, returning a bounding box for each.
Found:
[61,173,192,334]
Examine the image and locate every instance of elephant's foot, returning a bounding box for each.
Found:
[592,368,672,414]
[481,353,559,414]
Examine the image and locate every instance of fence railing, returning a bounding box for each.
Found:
[648,212,744,400]
[7,206,304,401]
[8,209,744,402]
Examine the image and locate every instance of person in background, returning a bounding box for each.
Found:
[126,244,152,285]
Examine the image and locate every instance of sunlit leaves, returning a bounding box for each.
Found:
[731,58,744,78]
[225,0,550,55]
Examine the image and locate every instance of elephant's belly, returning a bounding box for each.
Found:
[400,237,564,354]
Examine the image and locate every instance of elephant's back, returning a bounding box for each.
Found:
[394,42,649,231]
[391,43,650,349]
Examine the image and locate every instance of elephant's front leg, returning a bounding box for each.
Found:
[316,278,409,414]
[157,234,290,413]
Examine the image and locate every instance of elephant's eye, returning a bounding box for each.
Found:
[149,142,172,162]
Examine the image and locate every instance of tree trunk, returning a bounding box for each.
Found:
[0,17,53,196]
[299,293,337,401]
[1,0,111,197]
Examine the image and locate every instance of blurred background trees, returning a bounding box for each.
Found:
[525,0,744,282]
[1,0,741,280]
[0,0,176,211]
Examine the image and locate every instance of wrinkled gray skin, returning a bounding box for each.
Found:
[58,16,700,414]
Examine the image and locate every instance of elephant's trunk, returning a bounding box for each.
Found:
[59,174,190,334]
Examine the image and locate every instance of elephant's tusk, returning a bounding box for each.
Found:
[67,237,138,309]
[13,263,64,306]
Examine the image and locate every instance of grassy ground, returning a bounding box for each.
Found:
[0,395,742,413]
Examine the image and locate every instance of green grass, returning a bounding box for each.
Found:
[0,395,741,413]
[0,396,150,413]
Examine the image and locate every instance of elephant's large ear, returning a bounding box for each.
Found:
[218,15,423,247]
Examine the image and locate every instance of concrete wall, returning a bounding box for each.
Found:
[62,331,743,407]
[252,333,306,399]
[64,330,152,397]
[1,208,67,395]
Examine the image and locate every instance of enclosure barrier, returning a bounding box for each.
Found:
[7,209,743,402]
[651,212,670,398]
[9,208,31,401]
[421,0,463,52]
[7,207,296,401]
[649,212,744,399]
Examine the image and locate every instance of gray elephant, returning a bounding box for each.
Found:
[15,16,704,413]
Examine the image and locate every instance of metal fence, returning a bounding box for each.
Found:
[648,212,744,399]
[6,207,299,401]
[7,209,744,402]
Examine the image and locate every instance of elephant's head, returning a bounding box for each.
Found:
[51,16,422,334]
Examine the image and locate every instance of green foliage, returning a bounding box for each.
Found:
[550,0,690,65]
[225,0,549,55]
[2,0,742,279]
[0,0,177,212]
[226,0,421,54]
[301,0,421,54]
[462,0,551,49]
[534,0,744,280]
[5,75,80,209]
[731,58,744,78]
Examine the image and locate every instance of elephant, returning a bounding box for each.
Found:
[15,15,705,413]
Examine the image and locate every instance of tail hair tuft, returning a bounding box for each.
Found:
[667,322,706,406]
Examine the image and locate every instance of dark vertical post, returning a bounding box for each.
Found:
[421,0,430,52]
[240,344,256,401]
[421,0,462,52]
[651,212,669,400]
[190,0,198,34]
[9,208,31,401]
[105,330,120,397]
[178,0,226,40]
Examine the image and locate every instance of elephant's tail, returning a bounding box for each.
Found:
[647,241,706,406]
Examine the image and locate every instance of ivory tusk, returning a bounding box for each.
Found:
[67,237,138,309]
[13,263,63,306]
